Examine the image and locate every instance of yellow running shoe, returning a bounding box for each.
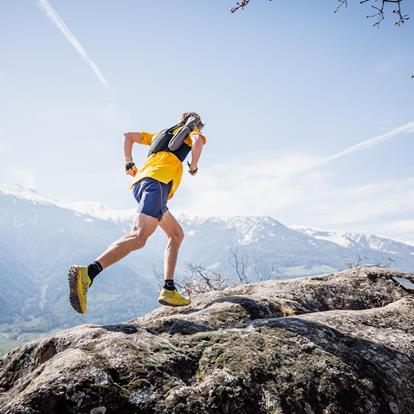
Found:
[68,265,92,314]
[158,288,191,307]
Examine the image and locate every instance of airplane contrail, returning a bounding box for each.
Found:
[318,121,414,166]
[279,121,414,179]
[38,0,110,91]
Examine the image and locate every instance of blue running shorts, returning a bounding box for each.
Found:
[132,177,172,220]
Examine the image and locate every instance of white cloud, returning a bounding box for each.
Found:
[0,71,6,81]
[172,117,414,224]
[174,152,413,216]
[173,152,323,217]
[379,219,414,244]
[37,0,110,91]
[297,177,414,227]
[2,167,37,189]
[170,149,414,244]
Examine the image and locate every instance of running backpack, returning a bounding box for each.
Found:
[147,115,202,162]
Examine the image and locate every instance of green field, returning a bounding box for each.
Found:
[0,338,24,357]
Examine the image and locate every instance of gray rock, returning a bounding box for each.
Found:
[0,267,413,413]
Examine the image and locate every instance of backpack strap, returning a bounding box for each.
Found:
[147,124,181,158]
[168,116,202,151]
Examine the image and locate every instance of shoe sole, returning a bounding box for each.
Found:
[158,299,190,307]
[68,266,84,314]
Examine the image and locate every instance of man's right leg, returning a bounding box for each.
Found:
[68,213,159,314]
[96,213,159,269]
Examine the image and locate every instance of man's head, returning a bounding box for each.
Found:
[178,112,204,130]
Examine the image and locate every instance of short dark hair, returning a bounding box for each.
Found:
[178,112,204,129]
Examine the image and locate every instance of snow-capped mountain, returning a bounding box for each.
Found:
[1,183,413,344]
[0,182,134,224]
[175,216,414,277]
[294,226,414,264]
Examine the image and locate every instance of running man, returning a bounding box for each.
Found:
[68,112,206,313]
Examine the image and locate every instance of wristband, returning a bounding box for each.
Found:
[125,162,136,171]
[187,161,198,175]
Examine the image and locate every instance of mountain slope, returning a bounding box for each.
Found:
[175,215,414,277]
[0,186,160,339]
[1,183,413,347]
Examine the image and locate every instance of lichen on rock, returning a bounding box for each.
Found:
[0,267,413,413]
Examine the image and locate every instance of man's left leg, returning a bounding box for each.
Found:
[158,211,191,306]
[159,211,184,281]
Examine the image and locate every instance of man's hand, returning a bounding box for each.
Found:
[125,162,137,177]
[187,161,198,176]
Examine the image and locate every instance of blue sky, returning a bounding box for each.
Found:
[1,0,413,242]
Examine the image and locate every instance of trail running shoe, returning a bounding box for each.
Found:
[158,288,191,307]
[68,265,91,314]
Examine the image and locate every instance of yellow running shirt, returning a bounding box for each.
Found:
[130,127,206,199]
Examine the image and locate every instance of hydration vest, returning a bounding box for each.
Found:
[147,124,191,162]
[147,116,203,162]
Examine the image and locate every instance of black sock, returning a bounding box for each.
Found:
[163,280,176,291]
[87,261,103,283]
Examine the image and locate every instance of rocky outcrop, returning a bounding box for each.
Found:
[0,267,413,414]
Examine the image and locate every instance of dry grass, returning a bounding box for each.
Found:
[280,304,295,316]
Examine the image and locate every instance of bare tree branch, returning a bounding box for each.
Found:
[373,255,397,268]
[230,0,253,13]
[359,0,409,28]
[346,254,366,269]
[232,1,412,77]
[253,259,278,281]
[229,248,250,284]
[232,0,410,27]
[335,0,349,14]
[345,254,397,269]
[179,263,229,295]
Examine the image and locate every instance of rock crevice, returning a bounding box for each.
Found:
[0,267,413,414]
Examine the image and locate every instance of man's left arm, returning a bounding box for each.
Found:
[188,132,205,176]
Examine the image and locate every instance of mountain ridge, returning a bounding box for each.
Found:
[1,181,412,253]
[1,182,414,352]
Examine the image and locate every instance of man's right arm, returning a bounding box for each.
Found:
[123,132,144,163]
[123,132,155,176]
